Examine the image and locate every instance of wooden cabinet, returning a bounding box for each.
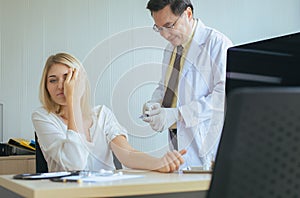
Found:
[0,155,35,175]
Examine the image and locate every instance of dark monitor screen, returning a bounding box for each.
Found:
[226,32,300,95]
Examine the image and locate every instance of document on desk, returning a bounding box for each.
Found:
[61,174,143,183]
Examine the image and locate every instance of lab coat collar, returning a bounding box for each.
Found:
[181,19,207,76]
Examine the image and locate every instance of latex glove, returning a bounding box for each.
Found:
[143,103,178,132]
[142,102,155,116]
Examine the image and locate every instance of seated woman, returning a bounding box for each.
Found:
[32,52,186,173]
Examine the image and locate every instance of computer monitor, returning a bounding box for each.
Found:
[208,32,300,198]
[226,32,300,95]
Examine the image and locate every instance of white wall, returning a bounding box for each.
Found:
[194,0,300,44]
[0,0,299,156]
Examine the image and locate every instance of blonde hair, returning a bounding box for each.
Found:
[39,52,92,118]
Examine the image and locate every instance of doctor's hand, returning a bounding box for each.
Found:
[142,102,153,115]
[142,103,178,132]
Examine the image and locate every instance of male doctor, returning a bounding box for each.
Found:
[142,0,233,169]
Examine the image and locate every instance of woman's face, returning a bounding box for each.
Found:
[46,63,69,106]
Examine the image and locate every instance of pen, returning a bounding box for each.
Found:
[139,114,149,119]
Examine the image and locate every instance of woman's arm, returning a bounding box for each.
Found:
[64,68,90,141]
[110,135,186,173]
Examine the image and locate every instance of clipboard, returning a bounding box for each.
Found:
[8,138,35,152]
[13,171,80,180]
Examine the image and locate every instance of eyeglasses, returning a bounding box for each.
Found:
[153,13,183,33]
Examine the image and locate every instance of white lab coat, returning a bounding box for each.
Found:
[151,19,233,167]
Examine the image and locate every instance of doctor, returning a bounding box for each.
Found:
[143,0,233,168]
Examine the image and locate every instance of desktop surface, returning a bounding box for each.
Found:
[0,170,211,198]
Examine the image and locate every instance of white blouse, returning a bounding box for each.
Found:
[32,105,128,172]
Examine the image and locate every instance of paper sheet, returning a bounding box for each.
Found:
[63,174,143,183]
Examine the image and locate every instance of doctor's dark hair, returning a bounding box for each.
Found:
[146,0,193,16]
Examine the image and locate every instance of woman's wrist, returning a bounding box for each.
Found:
[149,157,164,171]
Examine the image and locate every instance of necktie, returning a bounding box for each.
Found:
[162,45,183,150]
[162,45,183,108]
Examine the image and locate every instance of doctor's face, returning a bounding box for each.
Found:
[152,5,193,46]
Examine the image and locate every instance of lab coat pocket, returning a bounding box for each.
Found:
[198,121,223,158]
[198,119,211,143]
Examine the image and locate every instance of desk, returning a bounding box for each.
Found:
[0,155,35,175]
[0,170,211,198]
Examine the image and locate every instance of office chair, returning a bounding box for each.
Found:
[207,87,300,198]
[34,132,122,172]
[113,152,122,170]
[35,132,49,173]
